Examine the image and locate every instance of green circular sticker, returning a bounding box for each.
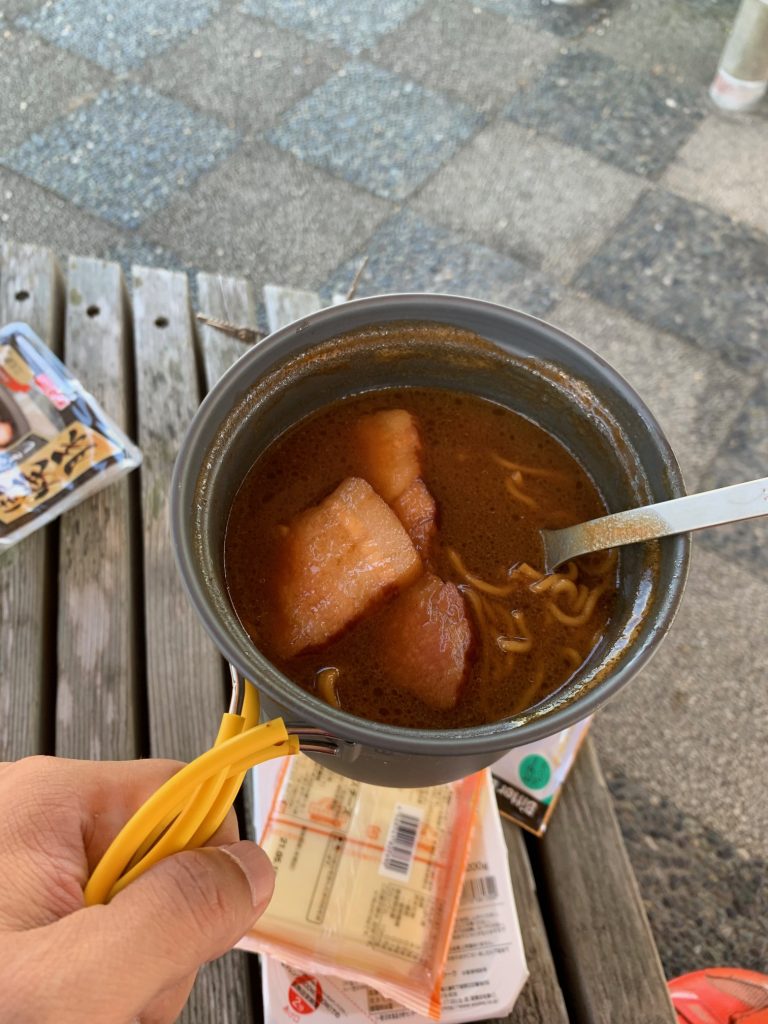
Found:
[519,754,551,790]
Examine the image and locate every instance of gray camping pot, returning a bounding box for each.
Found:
[171,294,689,787]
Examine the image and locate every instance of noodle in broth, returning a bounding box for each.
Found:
[224,387,618,729]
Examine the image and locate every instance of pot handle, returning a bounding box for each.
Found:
[286,724,343,755]
[228,663,360,761]
[227,665,360,760]
[286,724,366,763]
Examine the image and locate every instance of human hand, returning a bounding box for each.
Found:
[0,755,275,1024]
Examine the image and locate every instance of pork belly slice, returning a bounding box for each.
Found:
[273,476,422,658]
[355,409,437,555]
[391,478,437,559]
[380,574,472,711]
[355,409,421,504]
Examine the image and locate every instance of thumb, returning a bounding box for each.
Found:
[107,839,275,966]
[32,842,274,1022]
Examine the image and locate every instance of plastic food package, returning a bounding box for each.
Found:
[259,770,529,1023]
[239,755,485,1019]
[0,322,141,549]
[492,716,592,835]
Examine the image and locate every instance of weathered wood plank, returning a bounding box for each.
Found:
[187,953,257,1024]
[263,284,320,334]
[196,273,259,386]
[196,270,265,1022]
[503,820,571,1024]
[132,266,223,760]
[536,738,676,1024]
[55,257,139,761]
[0,242,63,760]
[131,266,254,1024]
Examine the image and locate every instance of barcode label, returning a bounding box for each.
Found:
[461,874,499,904]
[379,804,423,882]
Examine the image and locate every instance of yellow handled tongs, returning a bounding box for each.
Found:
[85,667,336,906]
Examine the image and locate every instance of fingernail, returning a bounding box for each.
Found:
[219,841,275,915]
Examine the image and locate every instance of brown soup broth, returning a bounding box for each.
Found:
[224,388,616,728]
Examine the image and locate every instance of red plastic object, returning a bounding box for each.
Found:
[669,968,768,1024]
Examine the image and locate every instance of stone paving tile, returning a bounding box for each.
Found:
[663,115,768,237]
[322,208,559,314]
[0,27,110,150]
[142,143,392,292]
[696,380,768,578]
[19,0,219,73]
[594,544,768,854]
[372,0,561,113]
[586,0,736,86]
[0,85,239,230]
[241,0,426,54]
[575,190,768,373]
[413,121,643,279]
[103,236,193,285]
[0,167,133,256]
[267,61,482,201]
[143,10,345,134]
[473,0,614,38]
[684,0,739,16]
[0,167,186,283]
[549,293,752,488]
[506,50,706,178]
[0,0,44,17]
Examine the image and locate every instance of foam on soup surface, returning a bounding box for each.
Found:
[224,387,617,729]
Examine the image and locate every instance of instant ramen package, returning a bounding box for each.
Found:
[239,755,484,1019]
[0,322,141,550]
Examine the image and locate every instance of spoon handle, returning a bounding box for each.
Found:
[543,476,768,570]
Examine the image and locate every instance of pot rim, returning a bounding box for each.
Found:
[171,291,690,753]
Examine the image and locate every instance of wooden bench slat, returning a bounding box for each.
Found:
[0,242,63,759]
[536,738,676,1024]
[188,960,260,1024]
[132,266,225,760]
[263,284,322,334]
[503,821,571,1024]
[55,257,140,761]
[197,273,259,387]
[131,266,254,1024]
[196,270,266,1022]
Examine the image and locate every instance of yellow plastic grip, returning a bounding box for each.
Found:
[84,682,298,906]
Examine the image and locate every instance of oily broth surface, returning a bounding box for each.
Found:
[224,387,615,728]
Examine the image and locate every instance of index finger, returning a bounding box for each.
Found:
[0,756,185,867]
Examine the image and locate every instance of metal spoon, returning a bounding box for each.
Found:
[540,476,768,573]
